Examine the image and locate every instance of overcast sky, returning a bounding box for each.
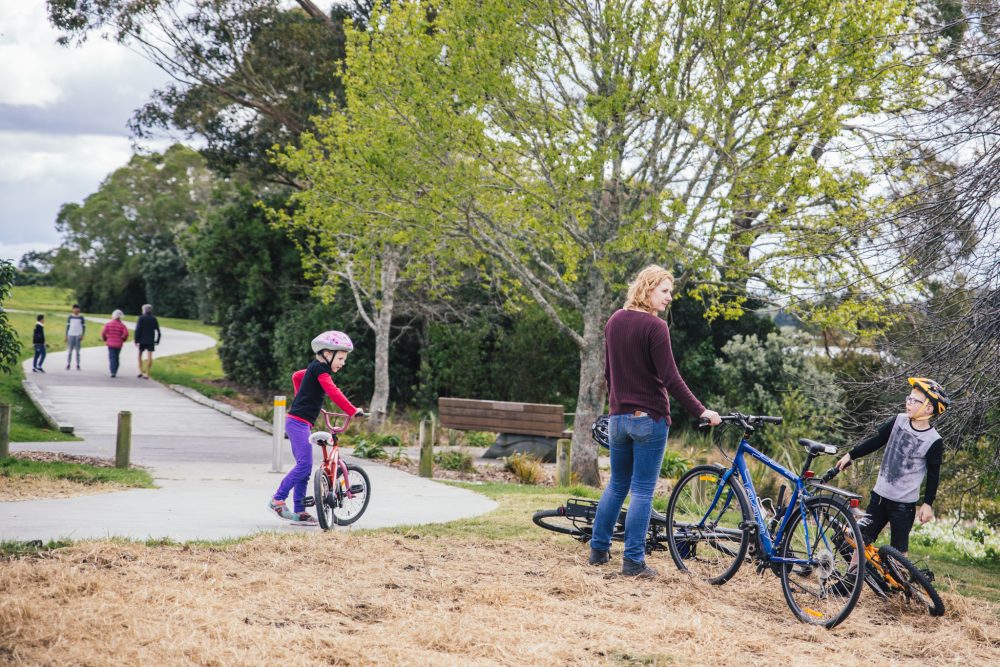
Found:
[0,1,174,263]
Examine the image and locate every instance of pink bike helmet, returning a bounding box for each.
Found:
[311,330,354,354]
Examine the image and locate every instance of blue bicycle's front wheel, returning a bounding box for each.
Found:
[666,464,751,584]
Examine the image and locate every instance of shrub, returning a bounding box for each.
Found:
[910,511,1000,562]
[351,433,401,460]
[505,453,542,485]
[465,431,496,447]
[434,450,475,472]
[660,449,691,479]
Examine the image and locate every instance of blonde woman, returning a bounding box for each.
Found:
[590,265,722,577]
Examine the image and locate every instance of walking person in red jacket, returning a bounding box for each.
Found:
[101,309,129,378]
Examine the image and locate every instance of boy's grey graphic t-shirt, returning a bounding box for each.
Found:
[873,414,941,504]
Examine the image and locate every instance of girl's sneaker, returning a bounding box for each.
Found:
[291,512,318,527]
[268,498,297,521]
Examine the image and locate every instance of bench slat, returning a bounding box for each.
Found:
[439,397,563,415]
[438,397,571,438]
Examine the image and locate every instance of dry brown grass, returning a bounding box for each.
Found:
[1,530,997,666]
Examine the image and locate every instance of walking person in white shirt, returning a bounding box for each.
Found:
[65,304,86,370]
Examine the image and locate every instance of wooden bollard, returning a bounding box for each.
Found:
[557,438,572,487]
[115,411,132,469]
[0,403,10,459]
[418,418,433,478]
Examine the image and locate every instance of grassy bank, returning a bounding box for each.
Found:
[0,456,154,489]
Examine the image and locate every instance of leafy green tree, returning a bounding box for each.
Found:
[47,0,355,181]
[0,261,22,373]
[50,145,217,316]
[280,0,925,483]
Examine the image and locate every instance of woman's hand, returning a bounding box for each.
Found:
[836,453,851,471]
[700,409,721,426]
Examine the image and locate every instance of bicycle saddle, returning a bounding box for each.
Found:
[309,431,333,446]
[798,438,838,455]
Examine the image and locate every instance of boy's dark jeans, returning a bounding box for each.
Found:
[33,344,46,369]
[862,490,917,552]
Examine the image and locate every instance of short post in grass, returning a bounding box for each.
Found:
[271,395,286,473]
[0,403,10,458]
[115,411,132,468]
[419,418,433,478]
[557,438,572,487]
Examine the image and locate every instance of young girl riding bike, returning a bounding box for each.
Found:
[269,330,364,526]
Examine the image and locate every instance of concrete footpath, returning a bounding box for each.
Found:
[1,320,496,542]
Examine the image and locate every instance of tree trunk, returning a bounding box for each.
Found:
[368,256,397,426]
[571,279,611,486]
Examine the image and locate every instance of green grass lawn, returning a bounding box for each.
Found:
[0,456,154,488]
[2,309,77,442]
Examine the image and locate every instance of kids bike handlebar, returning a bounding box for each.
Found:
[320,408,365,435]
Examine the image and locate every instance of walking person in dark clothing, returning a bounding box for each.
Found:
[32,314,48,372]
[134,304,161,379]
[589,265,721,578]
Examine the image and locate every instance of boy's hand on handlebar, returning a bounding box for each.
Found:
[353,408,365,418]
[700,409,721,427]
[836,453,851,471]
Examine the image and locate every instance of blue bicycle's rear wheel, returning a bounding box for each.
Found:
[666,464,751,584]
[778,496,865,628]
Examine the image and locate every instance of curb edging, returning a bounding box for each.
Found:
[21,377,75,434]
[167,384,273,434]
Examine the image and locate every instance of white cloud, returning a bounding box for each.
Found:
[0,0,175,260]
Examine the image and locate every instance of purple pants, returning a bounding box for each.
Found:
[273,417,314,512]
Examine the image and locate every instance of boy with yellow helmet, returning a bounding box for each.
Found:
[835,377,950,556]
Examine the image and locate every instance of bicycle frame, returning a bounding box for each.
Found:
[316,410,359,501]
[712,432,823,567]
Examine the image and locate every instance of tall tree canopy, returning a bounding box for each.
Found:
[50,144,217,316]
[278,0,928,483]
[47,0,356,181]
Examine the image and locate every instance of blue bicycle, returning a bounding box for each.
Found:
[666,413,866,628]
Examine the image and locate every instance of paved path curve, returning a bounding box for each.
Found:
[2,320,496,541]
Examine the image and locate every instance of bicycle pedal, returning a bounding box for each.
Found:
[302,496,315,508]
[349,484,365,494]
[920,568,936,582]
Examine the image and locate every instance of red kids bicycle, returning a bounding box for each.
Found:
[306,409,372,529]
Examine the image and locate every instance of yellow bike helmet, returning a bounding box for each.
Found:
[908,377,950,416]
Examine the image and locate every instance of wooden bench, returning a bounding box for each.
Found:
[438,397,572,439]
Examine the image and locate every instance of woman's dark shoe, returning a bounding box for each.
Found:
[588,548,610,565]
[622,557,658,578]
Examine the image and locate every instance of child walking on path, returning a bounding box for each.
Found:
[269,330,364,526]
[836,377,950,556]
[32,314,47,372]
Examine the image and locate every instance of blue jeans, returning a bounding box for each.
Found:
[108,347,121,376]
[33,344,46,369]
[590,414,669,563]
